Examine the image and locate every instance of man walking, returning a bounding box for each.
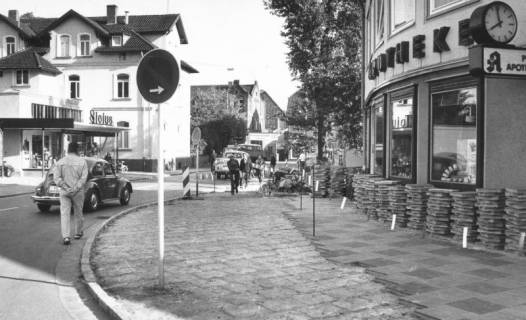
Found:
[54,142,88,245]
[227,154,240,195]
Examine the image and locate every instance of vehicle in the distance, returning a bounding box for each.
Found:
[31,158,133,212]
[213,150,249,179]
[228,144,266,161]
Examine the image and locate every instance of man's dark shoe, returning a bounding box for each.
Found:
[74,232,83,240]
[63,237,71,245]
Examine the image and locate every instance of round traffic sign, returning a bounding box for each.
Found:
[191,127,201,145]
[136,49,180,104]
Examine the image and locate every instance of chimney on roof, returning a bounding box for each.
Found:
[8,10,19,27]
[106,5,117,24]
[124,11,129,24]
[233,80,240,86]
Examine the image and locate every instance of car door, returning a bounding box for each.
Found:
[102,162,119,199]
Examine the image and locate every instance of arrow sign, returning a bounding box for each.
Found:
[137,49,179,104]
[149,86,165,94]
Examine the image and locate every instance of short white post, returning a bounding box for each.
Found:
[308,175,312,186]
[462,227,468,249]
[315,180,319,192]
[340,197,347,210]
[390,214,396,230]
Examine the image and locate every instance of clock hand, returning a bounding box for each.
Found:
[490,20,503,30]
[496,6,502,23]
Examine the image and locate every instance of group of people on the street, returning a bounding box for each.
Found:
[226,154,277,195]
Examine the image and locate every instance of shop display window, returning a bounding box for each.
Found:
[431,87,477,185]
[390,97,413,178]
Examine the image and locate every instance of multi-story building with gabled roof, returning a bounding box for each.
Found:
[0,5,198,173]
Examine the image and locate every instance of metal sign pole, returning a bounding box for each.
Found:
[196,145,199,197]
[157,104,165,288]
[41,129,45,177]
[312,164,315,237]
[0,129,4,179]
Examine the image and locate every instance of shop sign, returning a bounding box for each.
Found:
[469,46,526,76]
[89,110,113,126]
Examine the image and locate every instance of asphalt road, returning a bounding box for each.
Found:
[0,183,178,320]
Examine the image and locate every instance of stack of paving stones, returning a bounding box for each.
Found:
[426,188,457,236]
[311,164,330,197]
[388,184,409,227]
[329,166,347,197]
[504,188,526,252]
[375,180,400,222]
[351,174,368,214]
[476,188,506,250]
[345,171,354,200]
[450,191,478,242]
[365,177,385,220]
[405,184,432,230]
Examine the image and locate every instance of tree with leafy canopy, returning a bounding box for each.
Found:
[199,116,247,155]
[190,87,244,128]
[265,0,363,160]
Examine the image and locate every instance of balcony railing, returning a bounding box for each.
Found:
[31,103,82,122]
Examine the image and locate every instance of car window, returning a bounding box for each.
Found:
[92,163,104,177]
[103,163,114,176]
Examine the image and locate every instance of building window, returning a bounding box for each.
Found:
[375,0,385,46]
[390,97,414,179]
[5,36,16,55]
[15,69,29,85]
[79,34,90,56]
[117,121,129,149]
[59,35,70,57]
[372,103,384,175]
[117,74,129,98]
[429,0,472,15]
[112,36,122,47]
[391,0,415,33]
[431,87,477,185]
[69,75,80,99]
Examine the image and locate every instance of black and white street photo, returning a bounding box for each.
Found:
[1,0,526,319]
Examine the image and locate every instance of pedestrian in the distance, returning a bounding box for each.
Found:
[227,154,240,195]
[255,155,265,183]
[240,155,246,189]
[270,155,276,176]
[54,142,88,245]
[298,150,306,171]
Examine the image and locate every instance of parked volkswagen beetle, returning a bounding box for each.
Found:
[31,157,133,212]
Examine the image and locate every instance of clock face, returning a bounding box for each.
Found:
[484,2,517,44]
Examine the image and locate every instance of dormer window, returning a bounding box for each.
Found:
[79,34,91,56]
[5,36,16,56]
[15,69,29,85]
[58,34,71,57]
[112,36,123,47]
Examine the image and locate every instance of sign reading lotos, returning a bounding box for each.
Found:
[90,110,113,126]
[470,46,526,76]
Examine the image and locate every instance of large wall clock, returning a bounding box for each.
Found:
[470,1,518,45]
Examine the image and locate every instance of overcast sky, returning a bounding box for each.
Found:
[3,0,299,109]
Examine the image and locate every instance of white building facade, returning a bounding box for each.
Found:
[0,5,197,173]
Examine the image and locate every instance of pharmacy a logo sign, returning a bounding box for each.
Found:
[486,51,502,73]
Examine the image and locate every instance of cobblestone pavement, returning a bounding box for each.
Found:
[91,193,413,319]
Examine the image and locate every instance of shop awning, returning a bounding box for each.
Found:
[0,118,129,137]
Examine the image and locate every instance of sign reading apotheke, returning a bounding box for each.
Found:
[470,46,526,76]
[89,110,113,126]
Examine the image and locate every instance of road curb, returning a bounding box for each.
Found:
[80,198,179,320]
[0,191,33,199]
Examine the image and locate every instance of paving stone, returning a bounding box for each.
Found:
[374,249,409,257]
[457,282,510,295]
[402,267,447,280]
[464,268,510,279]
[447,297,505,314]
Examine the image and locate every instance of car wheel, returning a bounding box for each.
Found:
[85,189,100,212]
[37,203,51,212]
[120,186,131,205]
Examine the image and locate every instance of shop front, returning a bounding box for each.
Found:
[0,118,127,176]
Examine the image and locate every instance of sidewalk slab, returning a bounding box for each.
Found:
[284,197,526,320]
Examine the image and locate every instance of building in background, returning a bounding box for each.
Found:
[0,4,198,173]
[191,80,286,157]
[363,0,526,189]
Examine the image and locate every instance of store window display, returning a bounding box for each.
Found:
[431,87,477,184]
[391,97,413,178]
